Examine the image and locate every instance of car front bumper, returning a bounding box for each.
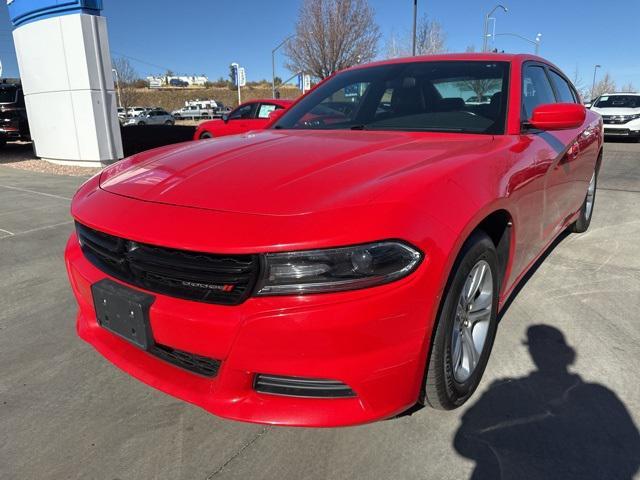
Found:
[65,233,436,427]
[603,124,640,137]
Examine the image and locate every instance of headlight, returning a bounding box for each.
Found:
[255,241,423,295]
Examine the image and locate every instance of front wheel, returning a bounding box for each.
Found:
[137,121,146,126]
[423,231,499,410]
[164,120,174,126]
[199,132,213,139]
[570,167,597,233]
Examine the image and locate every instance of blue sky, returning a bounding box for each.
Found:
[1,0,639,91]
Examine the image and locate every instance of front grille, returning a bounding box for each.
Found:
[604,128,631,135]
[150,343,221,377]
[254,374,356,398]
[76,222,260,305]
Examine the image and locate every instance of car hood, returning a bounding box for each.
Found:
[100,130,494,216]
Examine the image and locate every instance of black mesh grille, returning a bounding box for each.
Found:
[150,343,221,377]
[76,222,259,305]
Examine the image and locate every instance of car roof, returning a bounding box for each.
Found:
[348,52,558,71]
[601,92,639,96]
[243,98,294,107]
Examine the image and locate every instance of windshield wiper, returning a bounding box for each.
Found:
[350,124,368,130]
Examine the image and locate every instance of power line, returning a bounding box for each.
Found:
[111,50,174,73]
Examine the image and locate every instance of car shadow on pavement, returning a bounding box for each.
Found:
[453,324,640,480]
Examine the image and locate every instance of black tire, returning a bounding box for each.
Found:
[164,120,174,126]
[570,166,598,233]
[137,121,146,126]
[0,139,6,149]
[199,132,213,140]
[423,231,500,410]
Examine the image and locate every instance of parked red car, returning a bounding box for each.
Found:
[65,54,602,427]
[193,99,293,140]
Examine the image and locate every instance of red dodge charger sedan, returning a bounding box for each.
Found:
[193,98,293,140]
[65,54,602,427]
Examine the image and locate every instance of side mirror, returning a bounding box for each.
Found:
[267,109,285,124]
[221,114,229,123]
[584,103,592,109]
[529,103,586,131]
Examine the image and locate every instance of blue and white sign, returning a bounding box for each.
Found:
[8,0,103,27]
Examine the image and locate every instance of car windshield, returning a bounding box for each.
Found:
[594,95,640,109]
[0,87,17,103]
[274,61,509,134]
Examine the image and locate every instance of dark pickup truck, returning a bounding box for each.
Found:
[0,81,30,147]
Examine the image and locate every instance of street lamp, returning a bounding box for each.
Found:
[493,32,542,54]
[272,34,295,99]
[412,0,418,56]
[591,64,602,102]
[534,33,542,55]
[483,4,508,52]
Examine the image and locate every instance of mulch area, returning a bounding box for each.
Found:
[0,125,197,177]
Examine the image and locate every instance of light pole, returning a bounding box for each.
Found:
[493,32,542,54]
[591,64,601,101]
[112,68,122,109]
[272,35,295,99]
[483,4,508,52]
[412,0,418,56]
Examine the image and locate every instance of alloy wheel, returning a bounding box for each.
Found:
[585,172,596,220]
[451,260,493,383]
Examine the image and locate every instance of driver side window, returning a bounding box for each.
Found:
[522,65,556,120]
[229,103,256,120]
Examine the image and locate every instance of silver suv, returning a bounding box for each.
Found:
[124,109,174,126]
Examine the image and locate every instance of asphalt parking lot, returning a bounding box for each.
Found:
[1,141,639,479]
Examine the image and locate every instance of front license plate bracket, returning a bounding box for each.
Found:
[91,279,155,350]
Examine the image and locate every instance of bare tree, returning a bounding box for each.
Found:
[621,82,637,93]
[285,0,381,79]
[386,15,446,58]
[592,72,616,99]
[457,79,500,101]
[571,66,590,103]
[111,57,140,111]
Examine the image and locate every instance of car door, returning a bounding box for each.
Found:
[547,69,600,211]
[225,102,259,135]
[521,63,585,243]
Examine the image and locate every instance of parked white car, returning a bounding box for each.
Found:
[589,93,640,140]
[124,108,174,126]
[127,106,147,118]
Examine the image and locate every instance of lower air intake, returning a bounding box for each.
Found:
[149,343,221,377]
[254,374,355,398]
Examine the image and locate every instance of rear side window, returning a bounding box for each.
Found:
[549,70,576,103]
[257,103,277,119]
[522,65,556,120]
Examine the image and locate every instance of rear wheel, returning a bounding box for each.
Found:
[164,120,174,126]
[137,121,146,126]
[570,167,597,233]
[199,132,213,140]
[423,231,499,410]
[0,139,5,149]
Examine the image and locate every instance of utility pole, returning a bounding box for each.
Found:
[483,5,508,52]
[112,68,122,109]
[591,64,601,101]
[412,0,417,56]
[272,35,295,99]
